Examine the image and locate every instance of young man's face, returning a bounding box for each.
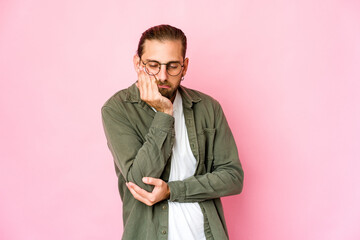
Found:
[135,39,189,101]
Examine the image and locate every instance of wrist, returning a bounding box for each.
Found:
[166,184,171,200]
[161,106,173,116]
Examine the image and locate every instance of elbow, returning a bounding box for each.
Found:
[233,168,244,195]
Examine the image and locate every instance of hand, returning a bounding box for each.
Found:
[126,177,170,206]
[136,67,173,115]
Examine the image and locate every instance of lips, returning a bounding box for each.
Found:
[158,85,170,89]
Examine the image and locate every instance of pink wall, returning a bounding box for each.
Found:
[1,0,359,239]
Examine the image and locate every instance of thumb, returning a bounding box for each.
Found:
[142,177,161,186]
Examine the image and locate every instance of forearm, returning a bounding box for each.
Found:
[102,106,175,192]
[168,160,244,202]
[126,114,174,190]
[168,100,244,202]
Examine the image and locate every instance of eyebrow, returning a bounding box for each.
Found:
[144,59,182,64]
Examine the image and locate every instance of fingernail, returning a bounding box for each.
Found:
[142,177,148,183]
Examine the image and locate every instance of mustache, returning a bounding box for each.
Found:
[152,75,171,87]
[155,80,170,87]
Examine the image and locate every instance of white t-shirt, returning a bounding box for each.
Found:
[167,91,205,240]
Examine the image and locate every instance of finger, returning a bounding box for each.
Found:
[138,69,146,99]
[143,177,163,186]
[150,76,159,95]
[139,69,151,100]
[144,73,153,96]
[143,74,158,101]
[126,183,152,205]
[126,182,148,203]
[127,182,153,199]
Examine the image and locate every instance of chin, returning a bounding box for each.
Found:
[159,89,173,99]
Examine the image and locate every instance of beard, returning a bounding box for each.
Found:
[157,80,180,101]
[158,87,175,99]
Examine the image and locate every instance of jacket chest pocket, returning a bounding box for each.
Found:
[197,128,216,174]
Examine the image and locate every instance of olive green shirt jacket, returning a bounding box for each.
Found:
[101,83,244,240]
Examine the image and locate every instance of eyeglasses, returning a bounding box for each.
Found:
[141,59,184,76]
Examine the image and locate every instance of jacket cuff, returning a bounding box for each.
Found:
[150,112,175,133]
[167,181,186,202]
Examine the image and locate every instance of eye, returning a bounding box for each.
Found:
[168,63,179,69]
[147,62,159,68]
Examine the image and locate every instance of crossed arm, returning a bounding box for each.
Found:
[102,66,174,205]
[126,177,170,206]
[103,67,243,206]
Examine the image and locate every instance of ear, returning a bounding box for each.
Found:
[133,54,141,73]
[181,57,189,77]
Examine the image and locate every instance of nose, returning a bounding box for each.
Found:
[157,65,168,82]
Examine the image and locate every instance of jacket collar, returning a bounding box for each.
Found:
[125,83,141,103]
[125,82,201,108]
[178,85,201,108]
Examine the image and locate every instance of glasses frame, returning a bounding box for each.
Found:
[140,59,184,76]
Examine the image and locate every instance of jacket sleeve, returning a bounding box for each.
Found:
[167,102,244,202]
[101,101,175,192]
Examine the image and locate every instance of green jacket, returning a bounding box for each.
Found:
[102,83,244,240]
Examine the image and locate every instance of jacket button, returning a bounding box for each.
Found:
[162,230,167,234]
[162,205,167,210]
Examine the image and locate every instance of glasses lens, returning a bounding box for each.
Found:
[167,62,182,76]
[145,61,160,75]
[144,61,183,76]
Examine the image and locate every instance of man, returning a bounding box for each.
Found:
[102,24,244,240]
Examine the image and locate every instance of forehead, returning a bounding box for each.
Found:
[142,39,183,61]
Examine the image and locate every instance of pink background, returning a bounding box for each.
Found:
[1,0,360,239]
